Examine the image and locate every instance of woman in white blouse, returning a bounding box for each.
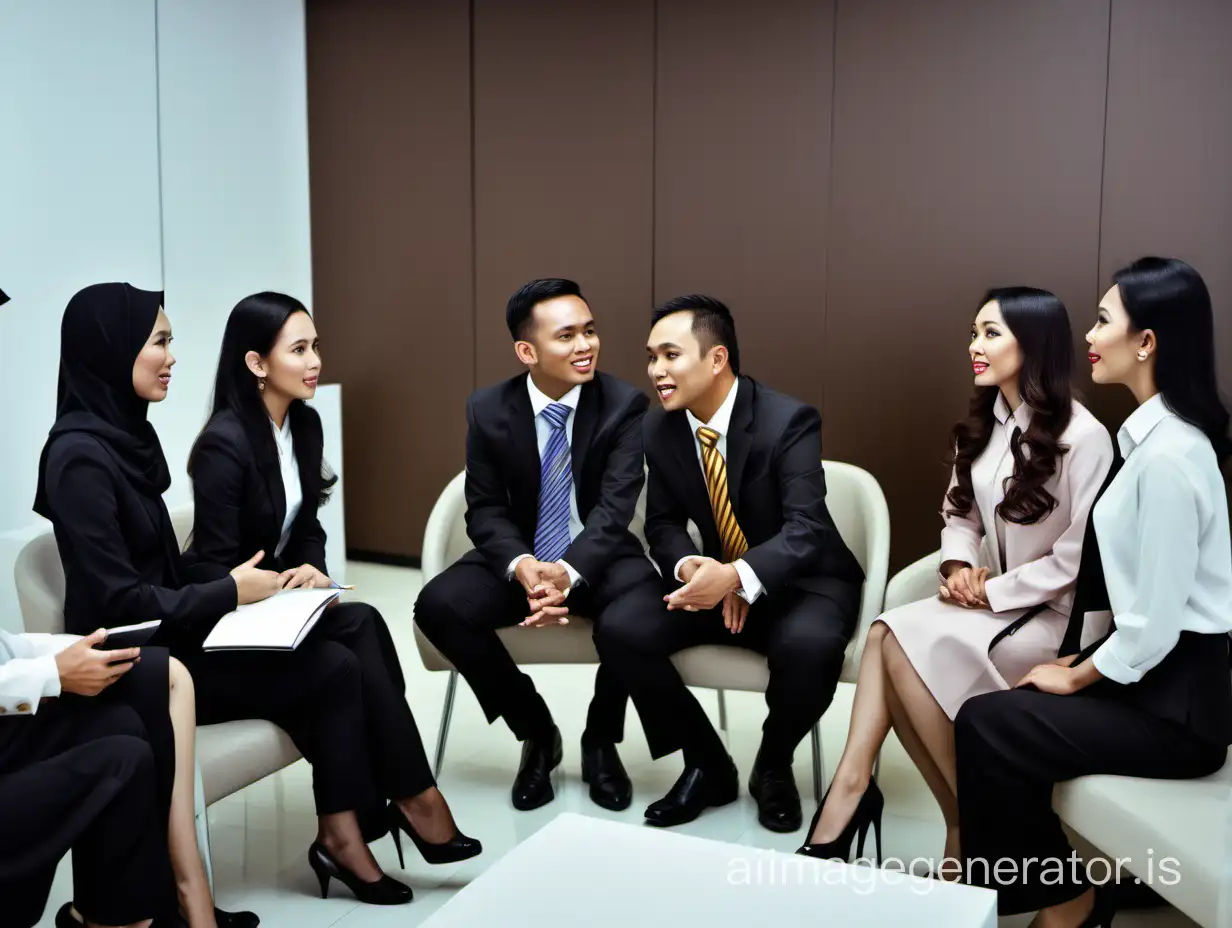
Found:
[798,288,1114,867]
[954,257,1232,928]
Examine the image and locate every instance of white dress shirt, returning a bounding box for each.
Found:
[271,414,303,559]
[0,629,78,716]
[506,376,584,590]
[1090,394,1232,684]
[675,378,765,603]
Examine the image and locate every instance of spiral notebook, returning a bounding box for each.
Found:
[202,588,342,652]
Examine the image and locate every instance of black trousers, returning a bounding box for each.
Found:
[182,602,435,817]
[414,551,660,743]
[955,687,1227,915]
[596,578,859,768]
[0,650,176,927]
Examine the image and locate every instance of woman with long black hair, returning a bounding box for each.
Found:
[32,282,259,927]
[183,292,479,904]
[954,259,1232,927]
[797,288,1114,871]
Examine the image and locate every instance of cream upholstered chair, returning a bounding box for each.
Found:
[414,460,891,802]
[13,504,301,886]
[886,550,1232,928]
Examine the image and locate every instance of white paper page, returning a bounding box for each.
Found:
[203,589,339,651]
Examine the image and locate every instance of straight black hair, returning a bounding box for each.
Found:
[651,294,741,376]
[506,278,585,341]
[190,291,336,505]
[947,287,1075,524]
[1113,257,1231,464]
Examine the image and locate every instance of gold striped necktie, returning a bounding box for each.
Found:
[696,426,749,563]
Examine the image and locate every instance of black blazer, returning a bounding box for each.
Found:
[643,376,864,597]
[40,433,237,643]
[464,371,649,583]
[184,407,330,582]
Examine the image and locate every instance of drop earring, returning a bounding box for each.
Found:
[258,377,266,392]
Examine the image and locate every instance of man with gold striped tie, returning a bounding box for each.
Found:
[596,295,864,832]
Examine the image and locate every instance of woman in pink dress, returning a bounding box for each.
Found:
[797,287,1114,871]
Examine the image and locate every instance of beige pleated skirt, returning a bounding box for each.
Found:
[877,596,1069,720]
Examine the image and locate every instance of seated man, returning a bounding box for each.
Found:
[598,294,864,832]
[415,278,655,812]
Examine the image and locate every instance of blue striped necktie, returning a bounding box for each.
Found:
[533,402,573,562]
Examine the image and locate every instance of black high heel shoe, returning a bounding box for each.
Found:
[1078,885,1116,927]
[386,801,483,868]
[795,777,884,864]
[307,840,413,905]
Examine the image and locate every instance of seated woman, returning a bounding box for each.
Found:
[954,258,1232,928]
[183,292,479,899]
[31,284,257,927]
[797,287,1114,869]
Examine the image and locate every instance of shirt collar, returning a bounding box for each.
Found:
[526,375,582,418]
[1117,393,1172,457]
[993,391,1033,430]
[270,415,292,442]
[685,377,740,439]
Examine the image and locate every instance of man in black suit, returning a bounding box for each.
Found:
[415,278,654,813]
[596,294,864,832]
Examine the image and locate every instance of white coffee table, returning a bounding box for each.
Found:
[422,812,997,927]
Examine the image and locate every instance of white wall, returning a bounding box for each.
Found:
[0,0,332,630]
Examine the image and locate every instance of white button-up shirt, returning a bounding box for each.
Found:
[506,376,584,590]
[1091,394,1232,684]
[675,378,765,603]
[271,414,302,559]
[0,629,78,716]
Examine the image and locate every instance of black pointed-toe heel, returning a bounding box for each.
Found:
[307,840,413,905]
[796,777,884,865]
[386,801,483,867]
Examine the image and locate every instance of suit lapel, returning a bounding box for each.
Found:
[570,379,598,483]
[724,377,755,513]
[506,381,541,496]
[261,435,287,555]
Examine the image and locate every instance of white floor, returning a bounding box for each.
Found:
[37,562,1199,927]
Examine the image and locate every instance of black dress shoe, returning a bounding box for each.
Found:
[644,759,739,827]
[308,841,413,905]
[512,726,563,811]
[581,740,632,811]
[386,800,483,867]
[748,762,802,833]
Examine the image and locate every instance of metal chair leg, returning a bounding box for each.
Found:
[873,748,881,781]
[717,688,728,733]
[811,724,825,803]
[434,670,459,778]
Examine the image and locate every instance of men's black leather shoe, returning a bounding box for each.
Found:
[512,726,563,811]
[749,762,802,833]
[644,759,739,827]
[581,740,633,811]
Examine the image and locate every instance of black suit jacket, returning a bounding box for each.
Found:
[643,376,863,597]
[463,371,649,584]
[41,433,237,642]
[184,407,330,582]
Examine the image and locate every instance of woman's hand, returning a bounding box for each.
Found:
[1015,657,1102,695]
[939,563,989,608]
[279,563,332,590]
[230,550,282,604]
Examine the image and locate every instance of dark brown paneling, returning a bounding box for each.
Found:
[654,0,835,411]
[824,0,1111,569]
[471,0,655,388]
[1097,0,1232,447]
[306,0,473,558]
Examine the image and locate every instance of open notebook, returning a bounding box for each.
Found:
[202,588,341,652]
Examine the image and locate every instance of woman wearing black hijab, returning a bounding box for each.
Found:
[34,283,261,927]
[35,284,428,908]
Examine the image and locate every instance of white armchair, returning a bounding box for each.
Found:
[414,460,891,802]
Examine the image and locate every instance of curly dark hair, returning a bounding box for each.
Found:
[946,287,1075,525]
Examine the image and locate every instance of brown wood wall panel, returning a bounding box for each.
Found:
[306,0,473,558]
[654,0,835,412]
[824,0,1111,570]
[1097,0,1232,453]
[471,0,655,389]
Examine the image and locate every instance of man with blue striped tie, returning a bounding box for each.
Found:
[415,278,658,813]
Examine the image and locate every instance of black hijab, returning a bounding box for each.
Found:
[34,282,170,517]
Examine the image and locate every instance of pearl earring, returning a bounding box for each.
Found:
[1137,350,1148,361]
[258,378,266,392]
